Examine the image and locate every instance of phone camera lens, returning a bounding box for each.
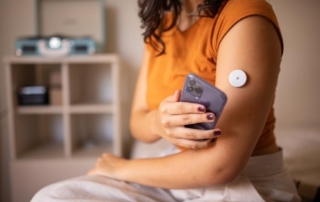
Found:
[194,86,202,93]
[187,86,194,92]
[189,79,196,86]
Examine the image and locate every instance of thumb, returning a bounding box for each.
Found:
[170,89,181,102]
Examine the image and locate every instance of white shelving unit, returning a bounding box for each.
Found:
[3,54,122,202]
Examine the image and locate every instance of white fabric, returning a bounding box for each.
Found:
[31,146,301,202]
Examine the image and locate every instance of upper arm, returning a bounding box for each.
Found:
[204,16,282,183]
[129,49,152,137]
[131,50,150,114]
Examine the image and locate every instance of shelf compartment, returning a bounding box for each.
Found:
[14,114,64,159]
[11,63,62,107]
[68,63,113,105]
[71,114,113,157]
[17,106,63,114]
[18,142,64,160]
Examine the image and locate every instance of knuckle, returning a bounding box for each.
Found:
[161,119,170,127]
[183,115,192,124]
[160,105,167,113]
[186,132,197,139]
[166,129,173,137]
[189,142,198,150]
[205,131,213,139]
[178,103,186,113]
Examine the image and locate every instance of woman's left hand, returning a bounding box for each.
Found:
[87,153,128,180]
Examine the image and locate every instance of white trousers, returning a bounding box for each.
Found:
[31,146,301,202]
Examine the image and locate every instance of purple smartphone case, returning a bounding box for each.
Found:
[179,73,227,130]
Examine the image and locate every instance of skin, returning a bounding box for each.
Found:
[88,0,281,189]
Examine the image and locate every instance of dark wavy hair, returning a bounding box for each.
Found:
[138,0,226,55]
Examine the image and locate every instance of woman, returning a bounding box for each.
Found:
[32,0,300,201]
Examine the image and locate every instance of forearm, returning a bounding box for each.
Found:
[130,110,161,143]
[119,146,235,189]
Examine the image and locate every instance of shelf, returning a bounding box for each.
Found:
[72,142,113,158]
[17,105,113,114]
[18,143,64,160]
[3,54,119,65]
[6,53,122,161]
[17,106,63,114]
[5,53,122,202]
[69,104,113,114]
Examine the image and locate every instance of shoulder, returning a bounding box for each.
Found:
[221,0,275,14]
[213,0,283,54]
[217,0,279,29]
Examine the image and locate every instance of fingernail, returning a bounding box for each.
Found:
[211,138,216,143]
[207,114,214,120]
[198,106,205,112]
[214,130,221,136]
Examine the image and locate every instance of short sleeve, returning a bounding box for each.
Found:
[212,0,283,55]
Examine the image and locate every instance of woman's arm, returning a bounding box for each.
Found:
[129,50,160,143]
[89,15,281,189]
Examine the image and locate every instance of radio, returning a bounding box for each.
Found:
[15,35,96,57]
[15,0,105,57]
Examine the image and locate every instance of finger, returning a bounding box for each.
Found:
[165,127,221,140]
[161,113,216,127]
[164,89,181,102]
[172,138,215,150]
[160,101,206,115]
[170,89,181,102]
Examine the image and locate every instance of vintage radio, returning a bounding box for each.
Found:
[15,0,105,57]
[15,36,96,57]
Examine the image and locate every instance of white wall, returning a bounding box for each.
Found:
[0,2,36,201]
[270,0,320,128]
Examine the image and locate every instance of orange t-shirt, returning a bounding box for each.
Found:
[145,0,283,151]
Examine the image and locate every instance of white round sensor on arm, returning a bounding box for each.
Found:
[229,70,247,87]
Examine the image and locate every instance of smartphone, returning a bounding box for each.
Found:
[179,73,227,130]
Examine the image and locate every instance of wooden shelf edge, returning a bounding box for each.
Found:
[17,106,63,114]
[72,143,113,158]
[3,54,119,64]
[69,104,113,114]
[17,143,64,160]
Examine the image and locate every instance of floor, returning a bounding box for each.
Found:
[131,125,320,187]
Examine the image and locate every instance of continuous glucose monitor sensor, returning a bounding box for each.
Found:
[229,70,247,87]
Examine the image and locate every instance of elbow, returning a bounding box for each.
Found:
[219,171,239,185]
[206,166,241,186]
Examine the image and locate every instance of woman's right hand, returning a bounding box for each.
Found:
[154,90,222,149]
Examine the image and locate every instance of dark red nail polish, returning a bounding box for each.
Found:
[198,107,205,112]
[214,131,221,136]
[211,138,216,143]
[207,114,214,120]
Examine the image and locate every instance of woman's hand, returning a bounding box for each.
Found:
[87,153,128,180]
[154,90,222,149]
